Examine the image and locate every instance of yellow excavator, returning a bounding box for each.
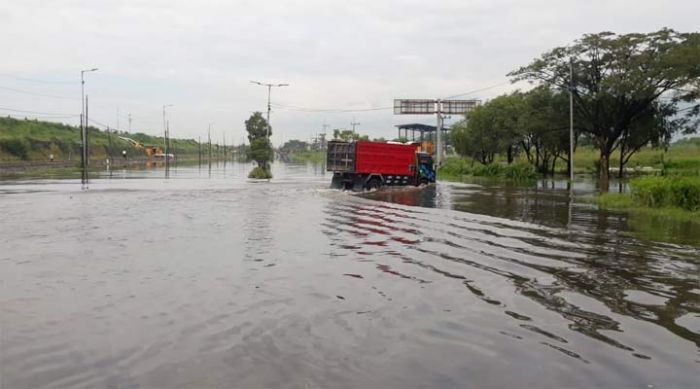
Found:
[118,136,163,158]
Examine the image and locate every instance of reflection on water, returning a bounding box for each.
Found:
[363,179,700,246]
[0,163,698,388]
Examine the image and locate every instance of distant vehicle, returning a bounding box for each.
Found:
[327,140,436,191]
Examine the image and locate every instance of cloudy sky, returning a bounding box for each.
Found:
[1,0,697,144]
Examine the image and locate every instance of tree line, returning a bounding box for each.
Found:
[452,28,699,186]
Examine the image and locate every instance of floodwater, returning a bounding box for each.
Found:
[1,162,698,388]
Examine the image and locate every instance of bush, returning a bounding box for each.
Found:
[631,177,669,207]
[503,163,537,180]
[0,139,29,160]
[669,177,700,211]
[248,166,272,179]
[630,176,700,211]
[439,158,536,181]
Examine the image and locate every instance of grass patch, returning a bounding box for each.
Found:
[595,192,700,223]
[631,176,700,211]
[248,166,272,179]
[289,150,325,163]
[594,176,700,226]
[439,157,536,181]
[0,116,205,162]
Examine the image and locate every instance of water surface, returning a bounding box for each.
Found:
[1,162,698,388]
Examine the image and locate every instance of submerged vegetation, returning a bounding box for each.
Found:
[247,166,273,179]
[595,176,700,225]
[245,112,273,178]
[439,157,536,181]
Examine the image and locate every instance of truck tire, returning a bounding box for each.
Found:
[365,177,382,191]
[331,174,343,189]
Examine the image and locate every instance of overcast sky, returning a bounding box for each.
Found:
[1,0,698,144]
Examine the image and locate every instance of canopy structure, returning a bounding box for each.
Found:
[395,123,450,143]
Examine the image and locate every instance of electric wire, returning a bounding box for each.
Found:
[0,85,76,100]
[0,73,74,84]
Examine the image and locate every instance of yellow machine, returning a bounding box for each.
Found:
[118,136,163,159]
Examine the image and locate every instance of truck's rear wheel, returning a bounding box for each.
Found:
[365,177,382,191]
[331,174,343,189]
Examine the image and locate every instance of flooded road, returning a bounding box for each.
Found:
[1,162,698,388]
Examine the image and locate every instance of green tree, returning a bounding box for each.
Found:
[245,112,273,177]
[279,139,308,153]
[509,29,700,187]
[521,86,572,175]
[451,93,527,165]
[246,112,270,142]
[452,104,499,164]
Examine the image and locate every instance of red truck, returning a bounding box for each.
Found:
[327,140,436,190]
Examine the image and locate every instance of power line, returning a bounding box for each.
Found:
[442,82,511,100]
[0,105,75,116]
[0,73,74,84]
[0,85,76,100]
[271,103,392,113]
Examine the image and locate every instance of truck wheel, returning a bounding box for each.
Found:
[365,177,382,191]
[331,174,343,189]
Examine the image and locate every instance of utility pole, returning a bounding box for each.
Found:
[436,99,443,166]
[85,95,90,177]
[569,58,575,182]
[162,104,173,175]
[128,113,132,133]
[80,67,98,184]
[208,123,213,165]
[250,80,289,140]
[117,107,120,131]
[350,116,360,134]
[198,136,202,166]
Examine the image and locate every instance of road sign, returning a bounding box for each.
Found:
[441,99,479,114]
[394,99,480,115]
[394,99,436,115]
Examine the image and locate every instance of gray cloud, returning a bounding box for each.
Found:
[1,0,697,143]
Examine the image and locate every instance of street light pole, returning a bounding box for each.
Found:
[250,81,289,141]
[80,68,98,184]
[569,58,575,183]
[163,104,173,174]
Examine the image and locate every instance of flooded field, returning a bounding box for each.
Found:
[1,162,698,388]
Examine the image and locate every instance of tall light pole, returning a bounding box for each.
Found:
[80,68,98,184]
[569,58,575,183]
[163,104,173,173]
[250,81,289,140]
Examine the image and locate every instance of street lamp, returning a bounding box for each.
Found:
[80,67,98,184]
[163,104,173,173]
[250,80,289,140]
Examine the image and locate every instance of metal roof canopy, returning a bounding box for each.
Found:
[395,123,450,142]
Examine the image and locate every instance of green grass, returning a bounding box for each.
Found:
[594,176,700,226]
[248,166,272,179]
[439,157,537,181]
[554,140,700,176]
[289,150,325,163]
[596,192,700,223]
[0,116,204,161]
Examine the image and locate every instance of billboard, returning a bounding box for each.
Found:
[441,99,480,114]
[394,99,480,115]
[394,99,436,115]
